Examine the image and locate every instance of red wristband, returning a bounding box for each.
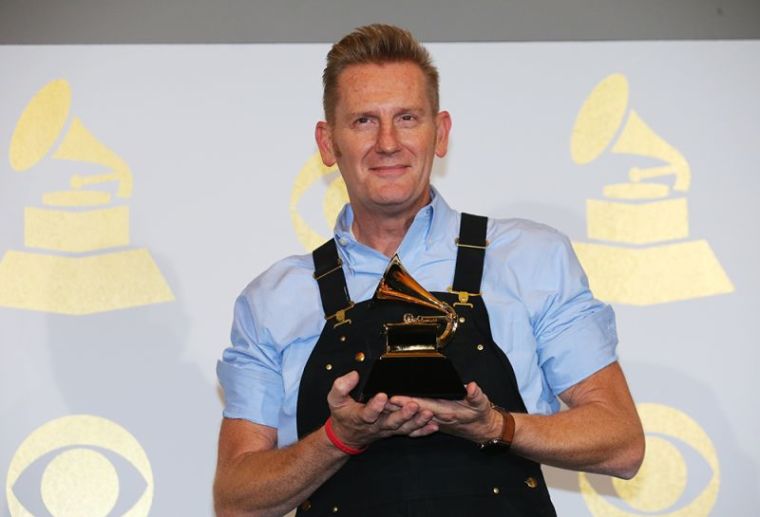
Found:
[324,417,367,455]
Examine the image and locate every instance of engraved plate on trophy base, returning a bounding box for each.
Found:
[360,322,466,400]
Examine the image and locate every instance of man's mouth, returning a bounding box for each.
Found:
[369,164,410,174]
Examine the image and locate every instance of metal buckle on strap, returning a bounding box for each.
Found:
[455,238,489,250]
[447,287,481,308]
[325,301,355,328]
[313,259,343,281]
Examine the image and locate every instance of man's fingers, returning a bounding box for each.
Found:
[380,401,421,431]
[410,408,434,428]
[336,371,360,393]
[398,401,420,420]
[389,395,441,413]
[408,421,439,438]
[327,371,360,408]
[383,402,402,412]
[466,382,485,404]
[361,392,389,423]
[406,415,439,437]
[465,382,493,415]
[389,395,414,407]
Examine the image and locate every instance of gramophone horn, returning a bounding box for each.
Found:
[571,73,690,192]
[9,79,133,198]
[373,255,458,345]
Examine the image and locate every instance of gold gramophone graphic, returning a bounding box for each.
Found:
[570,73,733,305]
[361,255,466,400]
[289,152,349,251]
[0,79,174,315]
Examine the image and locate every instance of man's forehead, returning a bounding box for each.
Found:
[334,62,430,112]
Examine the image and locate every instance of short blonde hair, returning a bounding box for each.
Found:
[323,24,440,122]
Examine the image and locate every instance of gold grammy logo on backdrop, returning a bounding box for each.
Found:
[579,403,719,516]
[0,79,174,314]
[6,415,153,516]
[290,152,348,251]
[570,74,733,305]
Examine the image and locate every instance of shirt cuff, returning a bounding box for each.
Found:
[539,304,619,396]
[217,360,283,427]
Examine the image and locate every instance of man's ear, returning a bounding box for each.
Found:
[315,121,337,166]
[434,111,452,158]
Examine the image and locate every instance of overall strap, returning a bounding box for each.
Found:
[312,239,354,328]
[451,213,488,305]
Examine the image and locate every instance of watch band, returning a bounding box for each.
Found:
[479,405,515,450]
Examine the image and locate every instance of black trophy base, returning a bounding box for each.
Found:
[361,352,466,401]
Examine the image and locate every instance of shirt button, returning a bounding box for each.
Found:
[492,487,500,495]
[525,477,538,488]
[476,344,484,351]
[332,505,339,513]
[458,316,466,324]
[325,363,333,371]
[354,352,366,362]
[338,238,348,246]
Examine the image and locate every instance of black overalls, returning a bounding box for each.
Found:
[296,214,556,516]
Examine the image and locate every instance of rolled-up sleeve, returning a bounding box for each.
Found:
[217,293,283,428]
[530,232,618,397]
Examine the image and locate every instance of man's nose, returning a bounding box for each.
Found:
[375,123,400,154]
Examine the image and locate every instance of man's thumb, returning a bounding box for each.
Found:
[327,370,359,406]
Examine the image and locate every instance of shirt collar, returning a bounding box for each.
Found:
[333,187,455,272]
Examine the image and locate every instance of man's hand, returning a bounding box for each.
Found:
[214,370,440,515]
[389,382,503,444]
[391,362,644,479]
[327,371,439,449]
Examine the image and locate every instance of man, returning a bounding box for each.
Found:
[215,24,644,516]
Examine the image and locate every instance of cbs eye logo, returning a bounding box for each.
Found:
[289,152,348,251]
[579,403,719,516]
[6,415,153,516]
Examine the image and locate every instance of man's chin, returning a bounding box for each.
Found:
[367,191,429,216]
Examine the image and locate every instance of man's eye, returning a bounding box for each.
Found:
[355,117,371,125]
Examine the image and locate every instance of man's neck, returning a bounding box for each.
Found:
[351,214,412,258]
[350,196,430,257]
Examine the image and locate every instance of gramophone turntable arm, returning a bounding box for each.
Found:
[214,371,437,516]
[70,166,133,198]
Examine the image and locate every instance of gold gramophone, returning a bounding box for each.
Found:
[0,79,174,314]
[361,255,466,400]
[570,73,733,305]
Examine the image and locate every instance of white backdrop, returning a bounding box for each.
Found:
[1,41,758,516]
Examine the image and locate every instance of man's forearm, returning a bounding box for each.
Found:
[510,362,644,479]
[510,399,644,479]
[214,425,348,516]
[214,373,439,515]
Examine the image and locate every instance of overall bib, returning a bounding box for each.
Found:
[296,214,556,516]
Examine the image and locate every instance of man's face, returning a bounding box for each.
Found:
[316,61,451,219]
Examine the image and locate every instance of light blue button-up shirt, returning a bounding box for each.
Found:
[218,190,618,447]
